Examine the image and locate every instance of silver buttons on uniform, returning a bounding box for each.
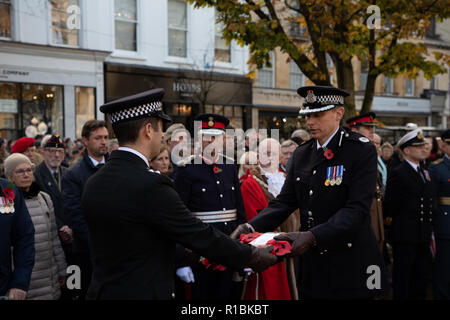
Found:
[347,243,352,248]
[202,188,206,192]
[232,186,235,190]
[309,190,313,196]
[445,212,448,216]
[217,181,220,185]
[220,194,223,198]
[308,211,313,217]
[296,177,301,181]
[313,170,317,175]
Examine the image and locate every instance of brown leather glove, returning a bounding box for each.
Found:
[247,245,278,273]
[230,223,255,240]
[274,231,316,256]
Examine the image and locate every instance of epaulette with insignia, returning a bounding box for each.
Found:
[432,158,444,165]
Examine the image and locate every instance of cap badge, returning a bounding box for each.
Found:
[417,133,423,140]
[306,90,317,103]
[208,117,214,127]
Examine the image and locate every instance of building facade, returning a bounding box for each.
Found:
[0,0,251,140]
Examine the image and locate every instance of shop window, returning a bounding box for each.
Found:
[257,52,274,88]
[0,82,19,140]
[51,0,80,46]
[215,11,230,63]
[114,0,137,51]
[168,0,187,57]
[204,105,213,114]
[75,87,96,138]
[405,78,415,96]
[289,60,304,90]
[172,104,192,116]
[22,84,64,137]
[0,0,11,38]
[384,76,394,94]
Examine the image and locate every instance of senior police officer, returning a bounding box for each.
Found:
[428,129,450,299]
[231,86,387,299]
[81,89,277,300]
[346,112,385,252]
[174,113,246,300]
[384,129,433,300]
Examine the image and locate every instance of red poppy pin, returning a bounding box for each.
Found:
[213,166,223,174]
[2,182,15,202]
[239,232,263,244]
[266,239,292,257]
[323,147,334,160]
[200,257,227,271]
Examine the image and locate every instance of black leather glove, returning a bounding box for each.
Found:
[247,245,278,272]
[230,223,255,240]
[274,231,316,256]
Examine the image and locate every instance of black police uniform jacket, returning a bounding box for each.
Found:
[81,150,252,300]
[384,161,433,243]
[250,127,387,299]
[429,157,450,239]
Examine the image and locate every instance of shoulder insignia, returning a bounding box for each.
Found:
[359,137,370,143]
[432,158,444,165]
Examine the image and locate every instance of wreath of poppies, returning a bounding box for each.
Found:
[199,232,292,272]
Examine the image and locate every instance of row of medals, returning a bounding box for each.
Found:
[324,177,342,187]
[0,197,15,214]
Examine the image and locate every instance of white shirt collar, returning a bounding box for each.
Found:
[45,163,58,175]
[316,126,340,149]
[88,155,105,167]
[405,159,420,171]
[118,147,149,167]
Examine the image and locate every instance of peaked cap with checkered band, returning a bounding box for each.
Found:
[297,86,350,115]
[100,88,172,124]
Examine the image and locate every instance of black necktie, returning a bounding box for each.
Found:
[52,171,59,182]
[417,167,426,183]
[96,163,104,169]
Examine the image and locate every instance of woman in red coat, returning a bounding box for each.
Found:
[239,147,292,300]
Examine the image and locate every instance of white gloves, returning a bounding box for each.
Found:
[176,266,195,283]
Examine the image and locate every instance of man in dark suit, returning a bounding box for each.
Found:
[231,86,388,299]
[174,113,247,300]
[81,88,277,300]
[62,120,109,300]
[384,129,433,299]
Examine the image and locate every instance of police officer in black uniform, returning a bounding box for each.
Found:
[231,86,387,299]
[426,129,450,299]
[81,89,277,300]
[174,113,246,300]
[384,128,433,300]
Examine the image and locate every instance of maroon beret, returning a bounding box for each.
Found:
[11,137,36,154]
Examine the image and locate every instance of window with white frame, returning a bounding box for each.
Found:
[168,0,187,57]
[360,60,368,90]
[384,76,394,94]
[0,0,11,38]
[289,60,304,89]
[51,0,80,46]
[430,75,438,90]
[405,78,415,96]
[326,54,334,84]
[215,11,230,63]
[257,52,274,88]
[114,0,137,51]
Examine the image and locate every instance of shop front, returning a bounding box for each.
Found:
[104,63,252,133]
[0,41,109,140]
[252,87,303,140]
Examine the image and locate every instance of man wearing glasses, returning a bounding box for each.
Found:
[34,134,74,299]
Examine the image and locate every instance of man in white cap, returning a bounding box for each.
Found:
[384,128,433,299]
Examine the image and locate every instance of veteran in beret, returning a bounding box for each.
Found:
[81,89,277,300]
[231,86,388,299]
[384,129,433,299]
[428,129,450,299]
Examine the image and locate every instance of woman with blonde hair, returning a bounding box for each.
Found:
[150,145,173,176]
